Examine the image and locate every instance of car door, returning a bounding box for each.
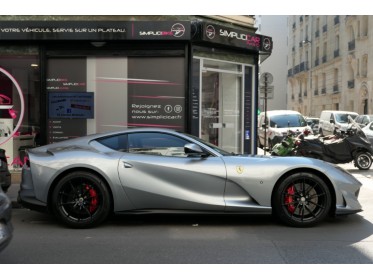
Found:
[117,132,227,211]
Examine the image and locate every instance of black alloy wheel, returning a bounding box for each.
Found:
[354,152,373,170]
[273,172,331,227]
[52,171,111,228]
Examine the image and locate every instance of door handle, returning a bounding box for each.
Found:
[122,162,133,168]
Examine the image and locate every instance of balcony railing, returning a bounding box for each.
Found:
[304,91,308,97]
[293,65,300,75]
[288,69,293,77]
[300,62,305,72]
[333,85,339,92]
[322,55,327,63]
[321,88,326,94]
[348,80,355,88]
[314,89,319,95]
[323,25,328,33]
[315,58,319,66]
[315,30,320,38]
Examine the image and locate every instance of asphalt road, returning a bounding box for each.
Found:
[1,161,373,265]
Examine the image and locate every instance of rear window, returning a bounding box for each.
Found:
[270,114,307,128]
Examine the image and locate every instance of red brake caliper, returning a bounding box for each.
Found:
[85,185,98,213]
[285,185,296,214]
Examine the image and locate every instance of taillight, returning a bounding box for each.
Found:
[24,157,30,168]
[22,151,30,168]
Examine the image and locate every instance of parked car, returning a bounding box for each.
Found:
[318,110,358,136]
[305,117,319,134]
[362,121,373,147]
[18,128,362,228]
[0,148,11,192]
[362,121,373,137]
[0,186,13,252]
[258,110,311,150]
[355,114,373,128]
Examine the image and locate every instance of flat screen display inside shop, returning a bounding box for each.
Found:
[48,92,94,119]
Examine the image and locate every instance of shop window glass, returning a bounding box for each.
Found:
[47,56,186,144]
[0,54,40,170]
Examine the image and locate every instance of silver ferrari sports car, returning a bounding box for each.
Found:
[18,128,362,228]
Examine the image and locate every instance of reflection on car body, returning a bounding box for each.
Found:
[18,128,362,228]
[0,187,13,252]
[0,148,11,192]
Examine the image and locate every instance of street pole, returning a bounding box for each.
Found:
[264,75,268,155]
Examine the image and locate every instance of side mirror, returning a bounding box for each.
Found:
[184,143,206,157]
[330,119,335,124]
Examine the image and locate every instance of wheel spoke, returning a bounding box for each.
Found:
[307,200,325,209]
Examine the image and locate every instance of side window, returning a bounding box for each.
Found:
[96,134,128,151]
[128,132,190,157]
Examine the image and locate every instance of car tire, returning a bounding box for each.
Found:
[272,172,331,227]
[51,171,111,228]
[354,152,372,170]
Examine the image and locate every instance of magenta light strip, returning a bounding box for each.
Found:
[95,77,180,86]
[129,95,184,99]
[127,123,182,128]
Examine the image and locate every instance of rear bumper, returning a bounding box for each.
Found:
[18,167,47,212]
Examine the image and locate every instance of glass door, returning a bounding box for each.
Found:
[200,59,243,154]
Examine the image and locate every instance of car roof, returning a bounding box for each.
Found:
[322,110,358,115]
[261,110,302,116]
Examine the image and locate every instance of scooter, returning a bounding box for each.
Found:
[271,130,303,156]
[294,116,373,170]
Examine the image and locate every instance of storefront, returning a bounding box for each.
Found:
[0,19,272,171]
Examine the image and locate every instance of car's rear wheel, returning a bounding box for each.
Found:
[272,172,331,227]
[51,171,111,228]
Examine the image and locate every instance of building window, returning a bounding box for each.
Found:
[362,55,368,78]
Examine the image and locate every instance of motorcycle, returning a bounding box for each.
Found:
[271,130,302,156]
[294,116,373,170]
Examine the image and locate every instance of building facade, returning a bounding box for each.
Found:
[0,15,272,171]
[255,15,288,111]
[287,15,372,118]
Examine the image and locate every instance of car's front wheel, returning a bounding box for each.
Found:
[272,172,331,227]
[51,171,111,228]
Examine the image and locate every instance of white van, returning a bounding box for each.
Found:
[318,110,358,136]
[257,110,310,150]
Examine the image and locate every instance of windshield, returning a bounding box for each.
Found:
[184,133,232,156]
[269,114,307,128]
[348,115,368,139]
[335,113,357,123]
